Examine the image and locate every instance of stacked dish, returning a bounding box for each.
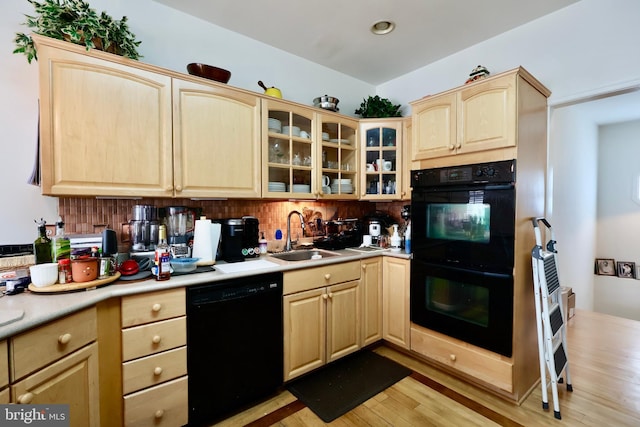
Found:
[331,179,353,194]
[282,125,301,137]
[329,138,350,144]
[292,184,311,193]
[268,182,286,192]
[322,132,330,141]
[268,118,282,133]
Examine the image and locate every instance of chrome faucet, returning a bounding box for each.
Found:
[285,210,305,251]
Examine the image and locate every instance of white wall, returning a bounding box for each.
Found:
[594,119,640,320]
[0,0,373,244]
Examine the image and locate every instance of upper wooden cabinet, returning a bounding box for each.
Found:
[359,119,403,200]
[34,35,261,198]
[411,67,550,167]
[318,112,359,199]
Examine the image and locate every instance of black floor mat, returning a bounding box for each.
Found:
[286,350,411,422]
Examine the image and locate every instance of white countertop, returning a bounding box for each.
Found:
[0,249,410,340]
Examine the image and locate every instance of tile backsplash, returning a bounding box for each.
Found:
[59,197,407,252]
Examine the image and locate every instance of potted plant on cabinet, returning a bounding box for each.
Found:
[354,95,403,118]
[13,0,142,63]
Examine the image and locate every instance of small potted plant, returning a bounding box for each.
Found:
[13,0,142,63]
[354,95,403,118]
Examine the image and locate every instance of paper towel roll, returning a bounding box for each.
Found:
[192,218,214,265]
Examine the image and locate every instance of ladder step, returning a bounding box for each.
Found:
[549,305,564,335]
[543,255,560,294]
[554,343,568,377]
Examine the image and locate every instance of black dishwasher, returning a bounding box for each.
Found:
[186,272,283,426]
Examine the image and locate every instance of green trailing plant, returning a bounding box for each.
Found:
[354,95,403,118]
[13,0,142,63]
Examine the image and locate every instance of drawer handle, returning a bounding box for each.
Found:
[324,273,331,280]
[17,392,34,404]
[154,409,164,419]
[152,335,162,344]
[154,367,163,376]
[450,354,457,362]
[152,303,162,312]
[58,333,72,345]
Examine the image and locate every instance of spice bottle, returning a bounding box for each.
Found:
[33,218,52,264]
[259,231,268,255]
[58,258,72,284]
[154,225,171,281]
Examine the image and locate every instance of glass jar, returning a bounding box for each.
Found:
[58,258,72,284]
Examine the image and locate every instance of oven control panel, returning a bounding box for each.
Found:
[412,160,515,187]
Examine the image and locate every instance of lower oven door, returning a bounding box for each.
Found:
[410,260,513,357]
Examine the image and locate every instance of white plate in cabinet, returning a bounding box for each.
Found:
[121,288,186,328]
[122,317,186,362]
[123,376,188,427]
[10,307,96,381]
[122,347,187,395]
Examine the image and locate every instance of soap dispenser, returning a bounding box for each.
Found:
[390,224,401,252]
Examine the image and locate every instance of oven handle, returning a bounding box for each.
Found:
[413,260,513,279]
[413,183,515,192]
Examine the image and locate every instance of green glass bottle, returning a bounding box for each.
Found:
[34,218,52,264]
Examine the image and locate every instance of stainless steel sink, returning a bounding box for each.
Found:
[269,249,339,262]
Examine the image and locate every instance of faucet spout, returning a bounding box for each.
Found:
[285,210,305,251]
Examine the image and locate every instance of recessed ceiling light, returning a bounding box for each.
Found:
[371,20,395,35]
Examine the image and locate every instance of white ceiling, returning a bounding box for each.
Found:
[153,0,579,85]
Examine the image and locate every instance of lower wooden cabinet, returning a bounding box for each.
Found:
[283,261,361,381]
[0,340,7,402]
[382,256,410,349]
[361,257,383,346]
[123,376,188,427]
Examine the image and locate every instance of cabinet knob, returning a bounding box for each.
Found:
[450,354,457,362]
[456,143,461,149]
[17,392,34,404]
[449,144,455,150]
[152,335,162,344]
[151,303,162,312]
[322,294,328,300]
[328,292,333,299]
[324,273,331,280]
[362,264,366,270]
[58,333,72,345]
[175,185,183,192]
[154,366,163,376]
[154,409,165,419]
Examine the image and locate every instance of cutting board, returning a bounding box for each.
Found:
[28,272,121,293]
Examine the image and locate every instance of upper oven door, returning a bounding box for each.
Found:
[411,184,515,274]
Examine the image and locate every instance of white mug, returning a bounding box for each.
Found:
[322,175,331,186]
[375,159,383,169]
[299,130,310,139]
[366,164,375,172]
[383,161,392,171]
[362,235,372,246]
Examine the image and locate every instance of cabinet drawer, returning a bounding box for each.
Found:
[122,288,185,327]
[284,261,360,294]
[10,307,96,381]
[124,376,188,427]
[0,340,7,388]
[122,317,186,362]
[411,325,513,392]
[122,346,187,395]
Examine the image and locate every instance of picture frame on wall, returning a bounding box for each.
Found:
[595,258,616,276]
[616,261,636,278]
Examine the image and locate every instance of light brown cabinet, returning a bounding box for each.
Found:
[318,113,359,199]
[359,119,403,200]
[8,308,100,427]
[382,257,410,349]
[411,67,550,167]
[34,35,261,198]
[0,340,9,403]
[283,261,361,380]
[121,288,188,427]
[361,257,383,346]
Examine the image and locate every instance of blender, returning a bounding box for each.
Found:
[162,206,196,258]
[129,205,159,252]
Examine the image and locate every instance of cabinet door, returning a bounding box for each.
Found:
[360,119,402,200]
[401,117,412,200]
[383,257,410,349]
[0,340,7,390]
[318,113,359,199]
[412,93,456,160]
[173,79,261,198]
[11,343,99,427]
[361,258,383,346]
[458,75,516,155]
[326,280,360,362]
[283,288,326,380]
[37,40,173,197]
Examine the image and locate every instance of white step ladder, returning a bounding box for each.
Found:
[531,217,573,420]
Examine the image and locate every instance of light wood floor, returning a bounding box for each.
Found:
[214,310,640,426]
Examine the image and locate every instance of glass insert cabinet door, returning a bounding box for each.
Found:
[263,100,314,198]
[318,114,358,199]
[360,119,403,200]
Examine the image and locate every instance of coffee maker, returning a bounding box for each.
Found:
[218,217,260,262]
[129,205,159,252]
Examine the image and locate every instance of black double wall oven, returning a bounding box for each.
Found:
[410,160,516,357]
